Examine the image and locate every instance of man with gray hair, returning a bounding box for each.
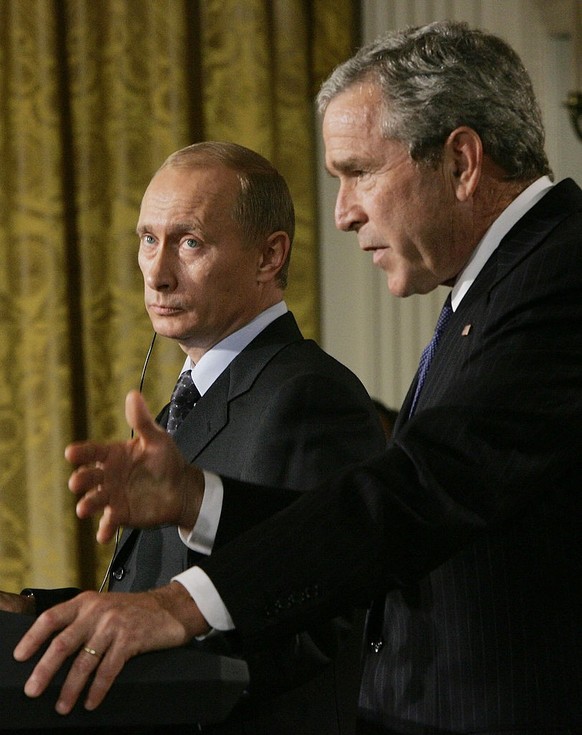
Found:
[16,22,582,735]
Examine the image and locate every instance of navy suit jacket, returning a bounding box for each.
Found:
[198,180,582,733]
[109,311,386,734]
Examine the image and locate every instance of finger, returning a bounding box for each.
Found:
[83,648,126,711]
[13,609,66,662]
[20,625,84,700]
[54,643,112,714]
[125,390,164,442]
[96,506,118,545]
[65,441,108,466]
[75,486,110,523]
[77,497,118,544]
[69,466,104,495]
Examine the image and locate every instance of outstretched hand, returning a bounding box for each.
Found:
[66,390,205,543]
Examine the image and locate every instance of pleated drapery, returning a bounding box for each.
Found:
[0,0,358,591]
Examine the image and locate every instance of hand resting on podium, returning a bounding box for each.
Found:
[13,390,212,715]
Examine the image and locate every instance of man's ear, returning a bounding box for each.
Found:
[445,126,482,202]
[257,231,290,282]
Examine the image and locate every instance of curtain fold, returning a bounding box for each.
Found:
[0,0,358,591]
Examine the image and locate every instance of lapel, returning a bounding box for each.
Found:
[397,179,582,425]
[163,311,303,463]
[111,311,303,569]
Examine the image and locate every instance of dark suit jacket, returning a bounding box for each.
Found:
[198,180,582,733]
[107,311,386,734]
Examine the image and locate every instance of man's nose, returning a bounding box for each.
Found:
[144,245,178,291]
[335,185,366,232]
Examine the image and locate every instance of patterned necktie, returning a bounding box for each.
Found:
[166,371,200,434]
[409,294,453,417]
[112,371,200,592]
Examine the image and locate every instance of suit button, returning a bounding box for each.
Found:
[112,567,125,581]
[369,638,384,653]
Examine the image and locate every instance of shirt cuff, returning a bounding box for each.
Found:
[178,470,223,555]
[173,567,235,632]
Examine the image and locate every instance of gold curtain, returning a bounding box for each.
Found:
[0,0,359,592]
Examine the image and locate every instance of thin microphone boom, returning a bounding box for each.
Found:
[98,332,157,593]
[138,333,158,398]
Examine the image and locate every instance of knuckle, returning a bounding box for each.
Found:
[97,659,120,683]
[76,590,100,606]
[38,606,60,628]
[99,607,125,632]
[51,633,75,658]
[75,653,97,675]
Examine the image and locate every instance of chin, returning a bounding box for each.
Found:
[387,276,438,298]
[148,321,182,341]
[386,275,413,298]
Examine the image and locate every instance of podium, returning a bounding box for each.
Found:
[0,610,249,731]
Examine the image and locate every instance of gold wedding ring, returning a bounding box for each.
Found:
[83,646,102,658]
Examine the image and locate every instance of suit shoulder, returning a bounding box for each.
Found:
[273,338,367,385]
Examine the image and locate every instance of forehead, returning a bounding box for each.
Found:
[322,83,385,158]
[138,164,240,222]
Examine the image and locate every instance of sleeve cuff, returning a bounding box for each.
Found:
[179,470,224,555]
[172,567,235,633]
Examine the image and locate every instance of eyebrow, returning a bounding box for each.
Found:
[326,157,367,176]
[136,221,204,237]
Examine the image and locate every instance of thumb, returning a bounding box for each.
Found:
[125,390,162,442]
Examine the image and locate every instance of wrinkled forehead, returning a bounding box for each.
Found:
[322,83,388,171]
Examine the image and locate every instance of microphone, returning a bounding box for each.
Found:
[98,332,157,593]
[139,333,158,393]
[133,332,157,438]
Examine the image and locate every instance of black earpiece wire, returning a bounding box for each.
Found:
[98,332,157,593]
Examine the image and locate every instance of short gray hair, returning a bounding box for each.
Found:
[317,21,552,181]
[161,142,295,287]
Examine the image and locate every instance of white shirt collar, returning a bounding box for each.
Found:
[180,301,288,396]
[451,176,554,310]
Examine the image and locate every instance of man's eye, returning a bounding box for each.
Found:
[142,235,155,245]
[184,238,200,249]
